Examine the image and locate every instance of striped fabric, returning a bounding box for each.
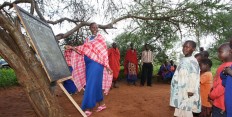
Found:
[71,34,113,94]
[64,49,72,66]
[141,50,153,64]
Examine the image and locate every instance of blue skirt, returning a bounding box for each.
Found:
[81,56,104,110]
[63,66,77,94]
[127,74,137,83]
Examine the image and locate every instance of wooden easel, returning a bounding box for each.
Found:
[57,76,87,117]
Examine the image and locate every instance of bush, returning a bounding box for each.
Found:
[0,68,18,87]
[211,59,221,76]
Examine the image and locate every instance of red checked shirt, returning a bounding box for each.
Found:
[71,34,113,94]
[64,49,72,66]
[209,62,232,111]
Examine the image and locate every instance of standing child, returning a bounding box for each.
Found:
[195,53,203,63]
[209,43,232,117]
[199,59,213,117]
[170,40,201,117]
[221,65,232,117]
[219,39,232,117]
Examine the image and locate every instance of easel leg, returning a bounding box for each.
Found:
[57,81,87,117]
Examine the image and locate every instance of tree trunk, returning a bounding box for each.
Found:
[0,11,66,117]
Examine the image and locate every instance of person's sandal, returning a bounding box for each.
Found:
[96,104,107,112]
[84,110,92,116]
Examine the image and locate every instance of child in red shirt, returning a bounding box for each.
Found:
[209,43,232,117]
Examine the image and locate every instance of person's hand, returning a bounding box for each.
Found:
[65,45,82,55]
[187,92,194,97]
[107,68,112,74]
[208,95,213,105]
[223,67,232,75]
[209,87,213,92]
[64,45,72,50]
[208,99,213,105]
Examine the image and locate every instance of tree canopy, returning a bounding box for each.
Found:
[113,0,232,63]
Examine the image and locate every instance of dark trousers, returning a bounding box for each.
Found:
[140,63,153,86]
[212,105,227,117]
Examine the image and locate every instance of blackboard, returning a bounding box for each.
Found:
[14,5,71,82]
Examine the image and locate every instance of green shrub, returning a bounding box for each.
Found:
[153,64,161,75]
[211,59,222,76]
[118,66,125,80]
[0,68,18,87]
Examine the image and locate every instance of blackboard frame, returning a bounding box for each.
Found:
[13,5,71,82]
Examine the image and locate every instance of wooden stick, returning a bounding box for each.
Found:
[57,80,87,117]
[57,76,72,82]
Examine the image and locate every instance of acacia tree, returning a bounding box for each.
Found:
[0,0,231,116]
[114,0,232,63]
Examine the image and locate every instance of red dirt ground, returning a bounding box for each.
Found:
[0,79,174,117]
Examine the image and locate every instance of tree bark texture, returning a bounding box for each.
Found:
[0,11,66,117]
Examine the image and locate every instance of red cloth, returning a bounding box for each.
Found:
[124,49,138,74]
[64,49,72,66]
[71,34,113,94]
[108,48,120,80]
[209,62,232,111]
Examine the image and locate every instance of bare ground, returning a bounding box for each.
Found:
[0,79,174,117]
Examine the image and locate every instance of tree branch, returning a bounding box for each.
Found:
[55,14,178,40]
[46,17,82,25]
[0,0,31,10]
[30,0,35,14]
[34,1,45,22]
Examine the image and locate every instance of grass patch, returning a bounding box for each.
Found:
[0,68,18,87]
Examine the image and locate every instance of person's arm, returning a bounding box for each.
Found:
[141,51,144,66]
[187,73,199,97]
[108,49,112,57]
[124,51,128,74]
[167,65,171,72]
[209,79,225,100]
[223,67,232,76]
[187,65,200,97]
[118,48,120,61]
[151,51,153,65]
[65,45,81,55]
[200,73,209,84]
[135,51,139,74]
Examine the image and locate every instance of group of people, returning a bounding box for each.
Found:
[62,22,154,116]
[61,22,232,117]
[170,40,232,117]
[124,43,154,87]
[62,22,157,116]
[157,60,176,81]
